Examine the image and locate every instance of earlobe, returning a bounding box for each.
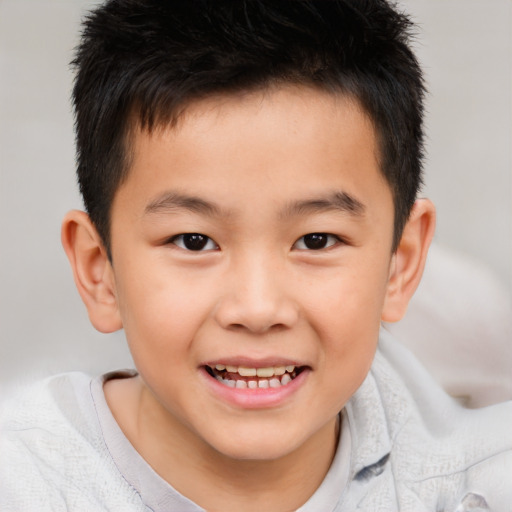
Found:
[381,199,436,323]
[61,210,123,333]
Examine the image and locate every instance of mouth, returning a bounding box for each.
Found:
[204,364,307,389]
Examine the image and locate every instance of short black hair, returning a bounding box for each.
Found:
[72,0,425,258]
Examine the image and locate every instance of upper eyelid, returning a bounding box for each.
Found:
[163,232,345,250]
[293,233,343,250]
[169,233,219,251]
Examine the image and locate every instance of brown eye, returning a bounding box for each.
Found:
[294,233,338,250]
[172,233,218,251]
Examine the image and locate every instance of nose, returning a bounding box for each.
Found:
[214,253,299,334]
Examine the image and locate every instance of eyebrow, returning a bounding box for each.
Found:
[144,189,365,219]
[281,191,366,219]
[144,191,226,217]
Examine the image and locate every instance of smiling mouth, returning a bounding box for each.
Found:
[204,364,306,389]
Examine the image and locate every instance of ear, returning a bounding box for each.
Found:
[61,210,123,333]
[381,199,436,323]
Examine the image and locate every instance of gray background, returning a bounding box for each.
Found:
[1,0,511,387]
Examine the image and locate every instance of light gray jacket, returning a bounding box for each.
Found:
[1,330,511,511]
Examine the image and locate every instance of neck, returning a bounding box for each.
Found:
[106,376,340,512]
[171,419,340,512]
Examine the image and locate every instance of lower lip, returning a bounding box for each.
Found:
[200,368,310,409]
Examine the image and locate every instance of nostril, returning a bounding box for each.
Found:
[227,323,245,331]
[226,322,289,334]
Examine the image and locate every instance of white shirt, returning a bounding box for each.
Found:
[1,329,511,511]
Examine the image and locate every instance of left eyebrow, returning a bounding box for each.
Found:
[281,191,366,219]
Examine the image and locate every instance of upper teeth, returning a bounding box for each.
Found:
[214,364,296,377]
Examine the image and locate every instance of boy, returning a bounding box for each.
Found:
[1,0,510,510]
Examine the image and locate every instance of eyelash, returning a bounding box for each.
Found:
[169,233,219,252]
[168,232,343,252]
[293,233,343,251]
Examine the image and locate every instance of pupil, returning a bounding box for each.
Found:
[304,233,327,250]
[183,234,208,251]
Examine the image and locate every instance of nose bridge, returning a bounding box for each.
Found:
[215,247,298,333]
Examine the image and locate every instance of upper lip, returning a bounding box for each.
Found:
[201,357,309,369]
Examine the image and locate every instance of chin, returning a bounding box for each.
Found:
[208,429,302,463]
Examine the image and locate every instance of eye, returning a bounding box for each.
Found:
[170,233,218,251]
[293,233,340,250]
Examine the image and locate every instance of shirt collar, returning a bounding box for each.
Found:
[345,363,393,480]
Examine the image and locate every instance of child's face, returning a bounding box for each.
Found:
[108,86,396,460]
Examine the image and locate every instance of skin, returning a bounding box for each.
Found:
[62,86,435,511]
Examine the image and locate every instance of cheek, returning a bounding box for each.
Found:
[302,259,389,331]
[300,259,388,381]
[114,261,215,356]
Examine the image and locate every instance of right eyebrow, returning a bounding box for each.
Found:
[144,191,227,218]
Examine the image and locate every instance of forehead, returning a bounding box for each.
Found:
[116,86,392,222]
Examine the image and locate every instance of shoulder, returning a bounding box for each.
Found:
[1,372,95,430]
[1,371,105,459]
[0,372,145,511]
[371,330,512,509]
